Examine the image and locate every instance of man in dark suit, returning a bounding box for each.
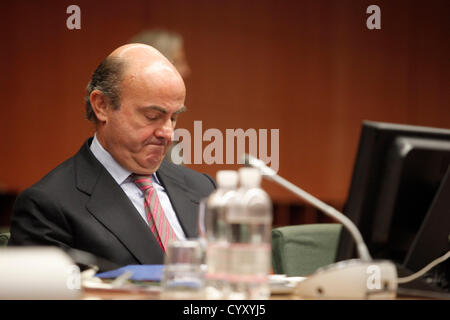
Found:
[8,44,216,268]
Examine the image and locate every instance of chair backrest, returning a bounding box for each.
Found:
[0,231,10,246]
[272,223,342,276]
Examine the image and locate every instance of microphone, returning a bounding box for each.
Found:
[242,154,398,299]
[242,154,372,261]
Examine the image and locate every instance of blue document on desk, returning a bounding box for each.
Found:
[96,265,164,282]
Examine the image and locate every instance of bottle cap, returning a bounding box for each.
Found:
[238,167,262,188]
[216,170,238,189]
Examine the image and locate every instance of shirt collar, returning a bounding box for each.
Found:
[90,134,132,186]
[90,134,162,186]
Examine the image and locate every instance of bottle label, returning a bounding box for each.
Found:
[227,243,271,283]
[205,242,229,279]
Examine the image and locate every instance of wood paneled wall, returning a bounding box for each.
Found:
[0,0,449,208]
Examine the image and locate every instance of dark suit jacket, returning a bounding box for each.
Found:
[8,138,216,268]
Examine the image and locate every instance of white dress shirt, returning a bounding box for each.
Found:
[89,134,186,240]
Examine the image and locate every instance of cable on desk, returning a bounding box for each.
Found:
[397,250,450,284]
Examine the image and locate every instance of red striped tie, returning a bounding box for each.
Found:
[132,174,177,252]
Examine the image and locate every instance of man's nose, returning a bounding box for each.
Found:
[155,119,174,141]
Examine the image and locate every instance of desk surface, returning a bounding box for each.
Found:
[81,287,438,300]
[81,286,298,300]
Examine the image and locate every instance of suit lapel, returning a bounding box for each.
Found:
[75,139,164,264]
[156,161,201,238]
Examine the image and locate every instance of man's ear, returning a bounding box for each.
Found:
[90,90,110,123]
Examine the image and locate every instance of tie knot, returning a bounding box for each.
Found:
[131,174,154,192]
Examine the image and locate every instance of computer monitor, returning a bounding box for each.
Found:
[336,121,450,268]
[403,165,450,289]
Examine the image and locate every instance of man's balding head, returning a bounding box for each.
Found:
[86,44,187,174]
[85,44,185,123]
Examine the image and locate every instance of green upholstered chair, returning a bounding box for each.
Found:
[272,223,343,276]
[0,229,10,246]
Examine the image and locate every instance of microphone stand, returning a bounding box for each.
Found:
[242,154,372,261]
[242,154,397,299]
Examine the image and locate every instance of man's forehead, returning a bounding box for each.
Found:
[118,52,182,90]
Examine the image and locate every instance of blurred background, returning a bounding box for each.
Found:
[0,0,449,228]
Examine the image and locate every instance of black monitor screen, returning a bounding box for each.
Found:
[403,165,450,288]
[337,121,450,265]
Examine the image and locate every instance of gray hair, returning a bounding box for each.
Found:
[84,56,125,122]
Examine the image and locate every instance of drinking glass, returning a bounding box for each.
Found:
[160,239,206,299]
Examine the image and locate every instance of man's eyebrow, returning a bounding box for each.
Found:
[174,105,187,115]
[141,106,167,114]
[141,105,187,115]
